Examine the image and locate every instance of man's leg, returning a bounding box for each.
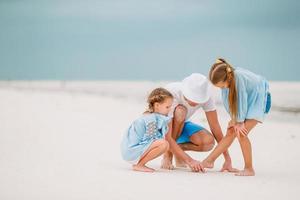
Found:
[179,130,215,152]
[174,129,215,168]
[161,105,187,169]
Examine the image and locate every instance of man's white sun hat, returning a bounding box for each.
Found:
[181,73,212,104]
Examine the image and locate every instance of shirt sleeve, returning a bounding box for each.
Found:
[202,97,217,112]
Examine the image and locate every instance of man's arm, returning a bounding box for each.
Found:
[165,121,193,164]
[165,121,204,172]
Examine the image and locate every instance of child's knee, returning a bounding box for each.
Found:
[158,139,169,152]
[226,128,236,137]
[163,140,170,151]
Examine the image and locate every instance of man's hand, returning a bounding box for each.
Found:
[186,159,206,173]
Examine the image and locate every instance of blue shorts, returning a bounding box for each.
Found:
[176,121,206,144]
[265,92,271,114]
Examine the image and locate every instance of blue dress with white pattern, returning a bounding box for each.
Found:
[120,113,171,164]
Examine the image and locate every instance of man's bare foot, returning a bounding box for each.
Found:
[175,156,187,168]
[235,168,255,176]
[132,164,155,172]
[202,159,214,169]
[160,157,174,170]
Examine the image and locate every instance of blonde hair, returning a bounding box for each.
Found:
[209,58,238,120]
[146,88,173,113]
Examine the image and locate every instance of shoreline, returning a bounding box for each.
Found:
[1,80,300,114]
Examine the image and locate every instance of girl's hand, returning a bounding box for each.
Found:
[227,120,236,129]
[234,122,248,138]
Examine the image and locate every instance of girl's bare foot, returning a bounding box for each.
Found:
[132,164,155,172]
[160,157,174,170]
[202,159,214,169]
[175,156,187,168]
[235,168,255,176]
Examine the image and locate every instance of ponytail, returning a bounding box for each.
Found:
[209,58,238,120]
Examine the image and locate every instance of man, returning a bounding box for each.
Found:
[161,73,237,172]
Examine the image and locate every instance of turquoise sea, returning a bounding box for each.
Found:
[0,0,299,81]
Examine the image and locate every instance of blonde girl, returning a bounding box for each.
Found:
[202,58,271,176]
[121,88,173,172]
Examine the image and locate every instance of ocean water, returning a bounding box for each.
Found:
[0,0,299,81]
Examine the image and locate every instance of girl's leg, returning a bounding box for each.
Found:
[133,139,169,172]
[202,127,236,168]
[235,119,258,176]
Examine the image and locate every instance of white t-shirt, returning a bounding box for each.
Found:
[165,82,216,120]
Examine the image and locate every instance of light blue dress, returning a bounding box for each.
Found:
[120,113,171,164]
[221,68,270,123]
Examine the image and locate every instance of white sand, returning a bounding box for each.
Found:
[0,81,299,200]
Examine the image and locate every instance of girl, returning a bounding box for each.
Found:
[202,58,271,176]
[121,88,173,172]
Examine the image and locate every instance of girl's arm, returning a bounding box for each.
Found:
[205,110,238,172]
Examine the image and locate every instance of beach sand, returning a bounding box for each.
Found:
[0,81,299,200]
